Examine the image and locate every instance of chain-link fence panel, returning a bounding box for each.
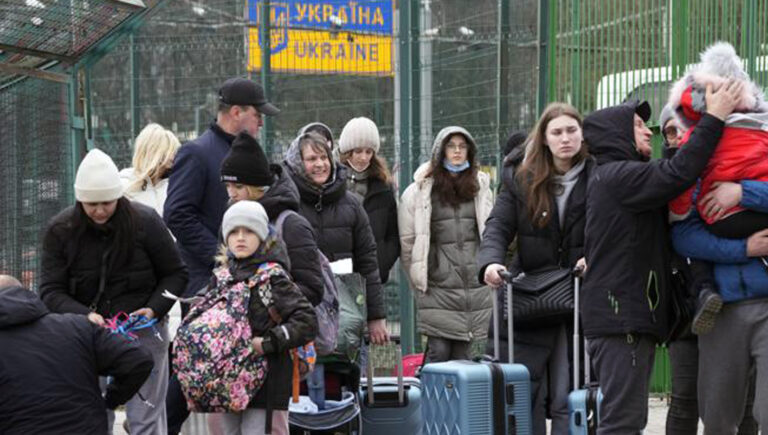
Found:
[0,77,72,291]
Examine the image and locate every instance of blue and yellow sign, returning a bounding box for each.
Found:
[247,0,394,76]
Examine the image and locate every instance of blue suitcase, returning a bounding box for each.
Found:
[359,344,423,434]
[568,268,603,434]
[420,273,532,434]
[568,383,602,434]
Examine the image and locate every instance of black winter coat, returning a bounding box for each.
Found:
[0,286,153,435]
[287,164,385,320]
[260,164,325,306]
[478,158,593,280]
[216,234,317,410]
[581,101,725,341]
[40,201,188,319]
[359,176,400,284]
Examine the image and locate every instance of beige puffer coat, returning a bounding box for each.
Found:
[398,126,494,341]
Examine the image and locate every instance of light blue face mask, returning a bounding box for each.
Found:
[442,159,470,173]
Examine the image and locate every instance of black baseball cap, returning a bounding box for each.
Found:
[218,77,280,116]
[634,100,651,122]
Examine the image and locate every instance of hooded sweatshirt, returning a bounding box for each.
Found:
[580,100,724,340]
[0,287,153,435]
[283,123,386,320]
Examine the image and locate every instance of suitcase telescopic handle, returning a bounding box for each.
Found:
[572,265,585,390]
[498,270,515,364]
[364,335,405,406]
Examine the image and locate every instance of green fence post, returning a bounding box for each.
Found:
[546,0,558,107]
[259,0,273,156]
[536,0,550,114]
[570,0,581,110]
[398,0,415,355]
[741,0,758,79]
[496,0,510,175]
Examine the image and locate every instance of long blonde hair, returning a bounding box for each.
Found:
[127,123,181,193]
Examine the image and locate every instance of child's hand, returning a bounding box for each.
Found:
[252,337,264,355]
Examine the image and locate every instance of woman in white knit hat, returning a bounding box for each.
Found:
[39,148,189,435]
[336,117,400,284]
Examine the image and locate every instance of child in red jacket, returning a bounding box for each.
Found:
[667,42,768,335]
[668,42,768,235]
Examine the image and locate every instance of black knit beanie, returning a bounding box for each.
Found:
[221,132,273,187]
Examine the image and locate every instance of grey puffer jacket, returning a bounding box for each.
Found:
[399,126,494,342]
[419,197,492,341]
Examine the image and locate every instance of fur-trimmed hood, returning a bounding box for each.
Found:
[668,41,768,128]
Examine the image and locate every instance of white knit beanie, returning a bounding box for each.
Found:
[74,149,124,203]
[338,117,380,155]
[222,200,269,241]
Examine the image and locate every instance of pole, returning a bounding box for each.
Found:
[259,0,273,155]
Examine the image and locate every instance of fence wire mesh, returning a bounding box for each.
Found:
[0,77,72,290]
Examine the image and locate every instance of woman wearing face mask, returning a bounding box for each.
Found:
[39,149,188,434]
[336,117,400,284]
[399,126,494,363]
[477,103,592,434]
[283,124,389,345]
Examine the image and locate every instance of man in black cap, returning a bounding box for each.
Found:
[579,83,741,433]
[163,78,279,434]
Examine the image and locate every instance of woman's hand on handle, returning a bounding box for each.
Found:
[368,319,389,345]
[575,257,587,276]
[483,263,507,288]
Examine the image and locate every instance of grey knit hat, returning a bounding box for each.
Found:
[659,103,675,130]
[221,200,269,241]
[338,117,380,154]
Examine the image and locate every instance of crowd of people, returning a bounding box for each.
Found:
[2,41,768,435]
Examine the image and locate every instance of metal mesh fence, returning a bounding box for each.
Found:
[0,77,72,290]
[548,0,768,125]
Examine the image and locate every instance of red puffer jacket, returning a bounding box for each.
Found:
[669,85,768,224]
